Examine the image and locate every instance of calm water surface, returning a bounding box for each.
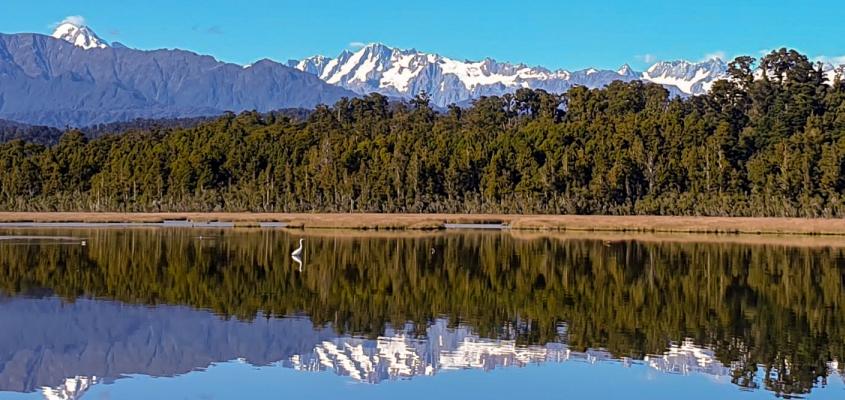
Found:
[0,228,844,399]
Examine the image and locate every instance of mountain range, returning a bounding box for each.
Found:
[0,21,843,127]
[0,23,354,127]
[290,44,845,108]
[288,43,729,106]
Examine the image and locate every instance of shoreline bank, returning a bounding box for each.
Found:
[1,212,844,235]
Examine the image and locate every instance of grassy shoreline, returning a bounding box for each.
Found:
[1,212,844,235]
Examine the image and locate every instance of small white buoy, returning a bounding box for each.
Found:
[81,240,87,246]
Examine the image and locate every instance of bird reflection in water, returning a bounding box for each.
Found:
[291,238,304,271]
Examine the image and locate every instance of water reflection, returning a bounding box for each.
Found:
[0,296,337,399]
[0,296,781,400]
[292,254,303,271]
[283,320,571,382]
[41,377,97,400]
[0,228,844,398]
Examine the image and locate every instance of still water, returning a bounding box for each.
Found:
[0,228,844,399]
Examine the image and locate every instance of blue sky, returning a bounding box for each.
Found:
[2,0,844,70]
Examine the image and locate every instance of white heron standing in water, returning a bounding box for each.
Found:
[291,238,304,257]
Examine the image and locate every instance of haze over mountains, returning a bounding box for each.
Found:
[0,20,843,127]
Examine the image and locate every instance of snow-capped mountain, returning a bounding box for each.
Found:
[292,54,332,76]
[290,43,730,106]
[0,30,354,127]
[5,20,842,127]
[643,59,728,95]
[51,21,108,49]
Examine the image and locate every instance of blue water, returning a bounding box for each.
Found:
[7,354,844,400]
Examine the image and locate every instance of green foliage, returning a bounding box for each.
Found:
[1,49,844,215]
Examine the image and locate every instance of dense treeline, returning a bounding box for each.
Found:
[80,109,314,141]
[1,230,843,396]
[0,119,62,146]
[2,48,845,216]
[0,110,314,147]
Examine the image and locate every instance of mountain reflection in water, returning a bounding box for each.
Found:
[0,228,844,399]
[6,297,814,400]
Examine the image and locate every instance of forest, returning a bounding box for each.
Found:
[1,48,845,216]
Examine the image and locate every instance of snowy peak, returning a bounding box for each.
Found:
[643,58,727,94]
[0,30,356,127]
[293,43,616,106]
[644,58,726,78]
[617,64,637,78]
[292,44,732,106]
[51,21,108,50]
[326,42,397,85]
[288,55,332,75]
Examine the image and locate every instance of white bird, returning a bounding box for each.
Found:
[291,238,304,257]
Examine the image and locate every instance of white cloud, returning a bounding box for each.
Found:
[53,15,86,28]
[349,41,366,49]
[814,55,845,66]
[636,54,657,64]
[701,51,726,61]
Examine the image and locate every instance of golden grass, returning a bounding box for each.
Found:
[283,229,845,247]
[506,215,845,235]
[508,231,845,248]
[1,212,845,235]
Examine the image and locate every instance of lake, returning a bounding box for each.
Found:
[0,228,843,399]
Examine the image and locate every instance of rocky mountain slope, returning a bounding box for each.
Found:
[0,22,354,127]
